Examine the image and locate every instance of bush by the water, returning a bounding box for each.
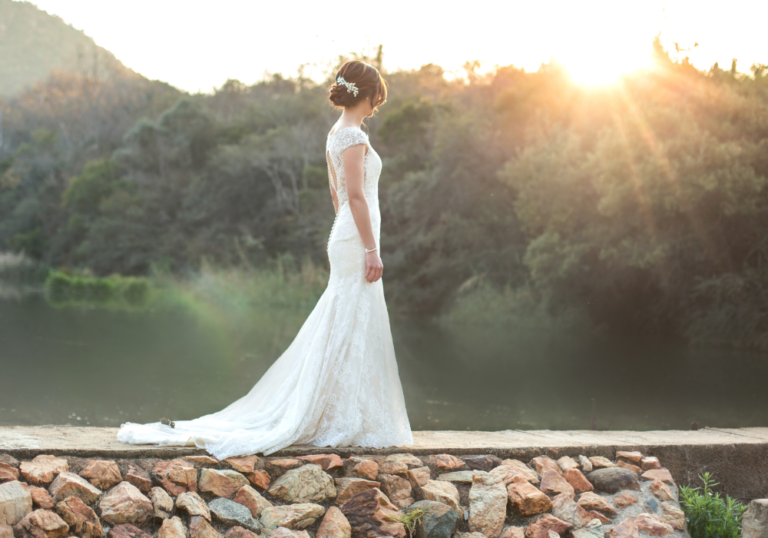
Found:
[147,256,330,360]
[155,255,328,314]
[680,473,746,538]
[45,270,150,307]
[438,277,593,333]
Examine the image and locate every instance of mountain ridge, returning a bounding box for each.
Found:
[0,0,143,98]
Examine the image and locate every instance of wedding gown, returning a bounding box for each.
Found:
[117,126,413,459]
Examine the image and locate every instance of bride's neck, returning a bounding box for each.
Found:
[340,107,366,127]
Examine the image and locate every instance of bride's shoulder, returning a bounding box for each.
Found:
[329,125,367,138]
[328,126,369,153]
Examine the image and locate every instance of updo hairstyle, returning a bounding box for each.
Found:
[328,61,388,111]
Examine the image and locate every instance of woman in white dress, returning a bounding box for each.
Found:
[117,61,413,459]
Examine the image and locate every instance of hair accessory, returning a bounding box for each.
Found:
[336,76,359,97]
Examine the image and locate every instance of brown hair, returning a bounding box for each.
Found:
[328,61,388,112]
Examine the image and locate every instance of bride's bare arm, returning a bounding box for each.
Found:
[344,144,383,283]
[326,151,339,214]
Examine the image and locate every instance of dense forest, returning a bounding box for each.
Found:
[1,27,768,347]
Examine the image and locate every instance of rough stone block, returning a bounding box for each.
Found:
[199,469,249,499]
[267,465,335,503]
[405,500,458,538]
[13,509,69,538]
[259,503,325,531]
[586,468,640,494]
[98,482,153,526]
[0,481,33,526]
[49,473,102,504]
[316,506,351,538]
[743,499,768,538]
[55,496,102,538]
[19,457,68,487]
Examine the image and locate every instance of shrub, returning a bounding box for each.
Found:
[69,277,88,301]
[388,508,425,537]
[44,270,150,309]
[86,278,116,302]
[45,271,72,304]
[120,277,150,306]
[680,472,746,538]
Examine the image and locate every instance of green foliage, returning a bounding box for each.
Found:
[149,258,329,359]
[3,36,768,344]
[45,271,71,303]
[62,159,118,214]
[438,278,591,333]
[685,272,768,349]
[495,61,768,340]
[121,278,150,306]
[680,473,746,538]
[302,165,328,189]
[378,101,433,149]
[162,255,328,313]
[7,227,45,258]
[87,278,117,302]
[389,508,425,537]
[377,101,435,184]
[384,111,527,313]
[44,270,151,309]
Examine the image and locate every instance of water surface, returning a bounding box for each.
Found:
[2,293,767,431]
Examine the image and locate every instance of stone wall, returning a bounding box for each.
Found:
[0,449,688,538]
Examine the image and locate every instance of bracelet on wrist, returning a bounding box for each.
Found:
[365,246,378,253]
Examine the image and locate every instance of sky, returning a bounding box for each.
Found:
[24,0,768,93]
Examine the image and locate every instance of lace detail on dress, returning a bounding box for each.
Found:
[116,124,413,458]
[326,127,381,205]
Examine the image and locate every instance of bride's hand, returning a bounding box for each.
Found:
[365,251,383,283]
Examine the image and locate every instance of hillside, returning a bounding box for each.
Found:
[0,0,135,97]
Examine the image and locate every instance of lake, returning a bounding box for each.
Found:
[2,291,767,432]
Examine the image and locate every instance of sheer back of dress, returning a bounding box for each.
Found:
[326,126,379,204]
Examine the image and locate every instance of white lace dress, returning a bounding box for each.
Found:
[116,126,413,459]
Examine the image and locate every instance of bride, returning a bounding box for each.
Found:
[117,61,414,459]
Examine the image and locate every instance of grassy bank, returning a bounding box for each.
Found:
[438,276,593,334]
[1,250,590,337]
[45,271,150,308]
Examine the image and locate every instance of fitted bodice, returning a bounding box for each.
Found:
[326,126,382,205]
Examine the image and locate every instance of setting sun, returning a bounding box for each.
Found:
[540,2,658,86]
[559,46,653,86]
[20,0,768,93]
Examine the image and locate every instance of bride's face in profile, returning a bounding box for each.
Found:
[358,97,376,118]
[362,93,385,117]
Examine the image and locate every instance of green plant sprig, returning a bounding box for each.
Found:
[388,508,426,537]
[679,472,746,538]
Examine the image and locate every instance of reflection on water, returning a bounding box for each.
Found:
[1,292,767,431]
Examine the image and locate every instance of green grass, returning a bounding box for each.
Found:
[38,253,327,315]
[146,256,330,361]
[45,270,150,308]
[389,508,425,537]
[153,255,328,314]
[439,277,592,333]
[680,473,746,538]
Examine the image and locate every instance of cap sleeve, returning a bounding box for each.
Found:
[336,128,368,153]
